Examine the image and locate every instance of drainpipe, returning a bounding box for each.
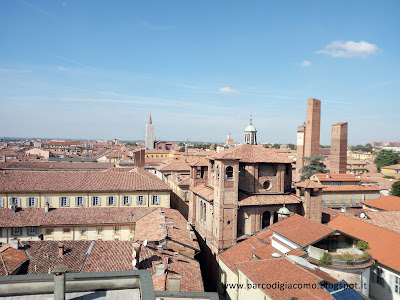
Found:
[52,265,68,300]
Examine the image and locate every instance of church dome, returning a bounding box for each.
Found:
[277,205,290,215]
[244,119,257,132]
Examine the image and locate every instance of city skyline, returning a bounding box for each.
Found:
[1,1,400,143]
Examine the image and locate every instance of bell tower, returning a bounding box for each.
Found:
[211,158,240,253]
[244,119,257,145]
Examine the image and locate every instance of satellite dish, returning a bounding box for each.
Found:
[143,240,148,247]
[132,259,137,268]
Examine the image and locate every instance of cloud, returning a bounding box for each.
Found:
[138,20,174,31]
[219,87,240,95]
[57,66,67,71]
[316,40,379,58]
[55,55,96,71]
[299,60,312,67]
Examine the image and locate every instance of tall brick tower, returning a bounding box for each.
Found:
[211,158,239,253]
[330,122,348,174]
[304,98,321,157]
[295,124,306,181]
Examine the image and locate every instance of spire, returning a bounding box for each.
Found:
[148,114,152,124]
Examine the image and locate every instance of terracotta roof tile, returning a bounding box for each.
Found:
[0,245,29,275]
[156,161,191,172]
[269,214,335,247]
[329,215,400,272]
[322,185,380,192]
[235,258,332,299]
[295,180,324,189]
[0,208,45,227]
[0,169,170,192]
[0,161,114,170]
[218,229,274,275]
[238,192,301,206]
[139,244,204,292]
[191,184,214,201]
[313,173,359,182]
[362,195,400,210]
[134,208,199,251]
[210,145,293,163]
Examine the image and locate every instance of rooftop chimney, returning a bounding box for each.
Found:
[10,204,17,213]
[155,263,165,277]
[341,207,346,213]
[10,238,19,249]
[168,275,182,292]
[58,243,64,257]
[2,152,5,163]
[158,210,165,219]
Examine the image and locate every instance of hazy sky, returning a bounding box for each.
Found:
[1,1,399,145]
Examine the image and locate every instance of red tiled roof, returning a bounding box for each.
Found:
[210,145,293,163]
[295,180,324,189]
[0,244,29,275]
[322,185,380,192]
[357,211,400,234]
[218,229,274,275]
[23,240,92,274]
[0,161,114,170]
[191,184,214,201]
[134,208,199,251]
[313,173,359,182]
[382,164,400,170]
[287,248,307,257]
[235,258,332,300]
[156,161,191,172]
[0,208,45,227]
[0,169,171,192]
[269,214,335,247]
[238,192,301,206]
[139,244,204,292]
[362,195,400,211]
[329,215,400,272]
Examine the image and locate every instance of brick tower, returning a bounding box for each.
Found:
[211,158,239,253]
[330,122,348,174]
[304,98,321,157]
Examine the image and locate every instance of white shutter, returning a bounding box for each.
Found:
[34,197,38,207]
[59,197,63,207]
[143,196,146,205]
[106,196,110,206]
[128,196,131,205]
[26,198,30,207]
[17,198,21,207]
[82,197,85,206]
[0,198,3,208]
[75,197,79,207]
[91,196,94,206]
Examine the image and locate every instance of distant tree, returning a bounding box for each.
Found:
[178,142,184,146]
[264,143,272,148]
[320,145,330,149]
[126,142,137,147]
[300,156,328,180]
[272,143,280,149]
[178,146,185,152]
[391,181,400,197]
[374,150,400,172]
[350,144,372,152]
[288,143,296,150]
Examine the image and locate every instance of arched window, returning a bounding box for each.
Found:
[216,166,220,180]
[225,166,233,181]
[200,201,203,220]
[203,203,206,222]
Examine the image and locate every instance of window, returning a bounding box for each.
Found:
[333,194,337,203]
[11,197,20,206]
[28,227,38,236]
[45,197,51,206]
[45,228,53,235]
[200,201,203,220]
[352,194,357,203]
[376,267,384,286]
[26,197,37,207]
[91,196,101,206]
[151,195,160,205]
[59,197,69,207]
[107,196,116,206]
[395,275,400,294]
[343,194,347,203]
[263,181,271,190]
[225,166,233,181]
[184,192,189,201]
[203,203,206,222]
[11,227,22,236]
[0,197,4,208]
[137,196,146,205]
[114,225,120,234]
[98,226,103,234]
[63,228,71,233]
[75,197,84,206]
[81,227,87,235]
[122,196,131,206]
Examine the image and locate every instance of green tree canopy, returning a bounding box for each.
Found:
[300,156,328,180]
[272,143,280,149]
[391,181,400,197]
[350,144,373,152]
[178,146,185,152]
[374,150,400,172]
[288,143,296,150]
